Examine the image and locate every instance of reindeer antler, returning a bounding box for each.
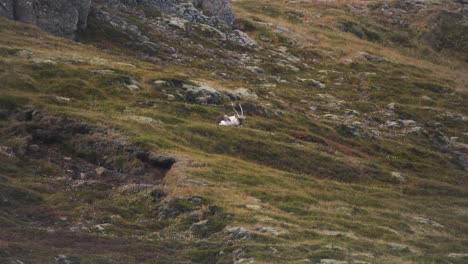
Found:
[231,102,240,117]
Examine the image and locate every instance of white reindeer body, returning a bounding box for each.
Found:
[219,115,241,126]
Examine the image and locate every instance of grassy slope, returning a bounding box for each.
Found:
[0,0,467,263]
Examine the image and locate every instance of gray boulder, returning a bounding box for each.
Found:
[0,0,14,19]
[182,83,222,104]
[0,0,92,39]
[197,0,234,27]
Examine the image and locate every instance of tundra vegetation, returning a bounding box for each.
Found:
[0,0,467,263]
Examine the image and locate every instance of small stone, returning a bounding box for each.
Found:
[54,254,81,264]
[400,120,416,126]
[129,116,157,124]
[246,66,264,73]
[153,80,168,87]
[246,204,261,210]
[255,226,279,235]
[0,146,15,159]
[388,243,413,253]
[414,217,444,228]
[340,58,353,64]
[320,259,348,264]
[190,220,210,237]
[95,166,106,176]
[448,253,468,258]
[385,120,400,128]
[126,84,141,92]
[168,16,187,30]
[55,96,71,102]
[28,144,40,152]
[225,88,258,101]
[91,69,115,75]
[224,226,251,240]
[391,172,408,183]
[360,52,385,63]
[298,78,326,88]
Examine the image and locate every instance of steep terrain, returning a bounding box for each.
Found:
[0,0,467,263]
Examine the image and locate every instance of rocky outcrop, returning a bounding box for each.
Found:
[197,0,234,26]
[123,0,235,26]
[0,0,92,39]
[0,0,14,19]
[0,0,235,39]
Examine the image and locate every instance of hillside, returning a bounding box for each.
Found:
[0,0,467,263]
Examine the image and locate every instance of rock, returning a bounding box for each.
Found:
[54,254,81,264]
[126,84,141,92]
[182,82,222,104]
[199,0,235,27]
[229,30,258,47]
[235,258,254,264]
[28,144,40,152]
[414,217,444,228]
[232,247,250,262]
[386,103,396,110]
[190,220,211,237]
[91,69,115,75]
[224,226,251,240]
[153,80,168,87]
[298,78,326,89]
[225,88,258,101]
[400,120,416,126]
[448,253,468,258]
[1,0,92,39]
[167,94,175,101]
[340,58,353,64]
[338,124,369,139]
[391,172,408,182]
[360,52,386,63]
[118,183,154,194]
[0,146,16,159]
[246,66,264,74]
[168,16,187,30]
[385,120,400,128]
[128,115,161,124]
[33,58,57,65]
[56,96,71,102]
[388,243,414,253]
[10,260,25,264]
[0,1,14,19]
[245,204,261,210]
[95,166,107,177]
[147,153,177,169]
[94,223,112,232]
[255,226,279,235]
[320,259,348,264]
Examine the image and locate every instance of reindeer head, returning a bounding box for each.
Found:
[232,102,245,126]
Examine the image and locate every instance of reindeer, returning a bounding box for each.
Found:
[217,102,245,127]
